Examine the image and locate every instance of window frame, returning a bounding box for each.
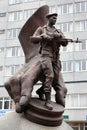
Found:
[0,97,12,110]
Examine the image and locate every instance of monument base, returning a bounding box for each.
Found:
[24,97,64,126]
[0,112,74,130]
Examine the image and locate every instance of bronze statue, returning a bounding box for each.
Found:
[30,13,68,110]
[4,5,67,113]
[4,5,82,127]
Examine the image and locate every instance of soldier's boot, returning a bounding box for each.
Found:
[36,87,45,101]
[45,92,53,110]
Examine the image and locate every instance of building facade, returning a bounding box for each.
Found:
[0,0,87,129]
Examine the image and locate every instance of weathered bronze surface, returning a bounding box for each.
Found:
[4,5,67,126]
[19,5,49,62]
[25,97,64,126]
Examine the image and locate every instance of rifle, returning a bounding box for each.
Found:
[57,37,82,43]
[30,36,82,44]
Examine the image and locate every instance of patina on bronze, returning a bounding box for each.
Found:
[4,5,68,126]
[25,97,64,126]
[30,13,68,111]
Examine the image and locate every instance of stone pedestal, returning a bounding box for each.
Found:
[0,112,74,130]
[25,98,64,126]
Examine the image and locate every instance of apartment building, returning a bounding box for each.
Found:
[0,0,87,129]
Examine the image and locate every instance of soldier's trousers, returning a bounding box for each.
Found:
[41,56,54,93]
[37,59,67,97]
[52,60,61,86]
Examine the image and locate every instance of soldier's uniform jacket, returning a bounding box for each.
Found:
[33,25,68,62]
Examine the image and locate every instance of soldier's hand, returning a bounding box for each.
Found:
[41,34,52,41]
[53,33,62,39]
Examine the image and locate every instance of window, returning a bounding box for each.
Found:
[80,21,85,31]
[82,61,86,71]
[6,47,23,57]
[62,60,87,72]
[62,61,67,72]
[75,21,80,31]
[75,21,87,31]
[24,10,31,20]
[7,28,20,39]
[81,2,85,12]
[66,94,87,108]
[80,94,87,107]
[4,101,9,109]
[74,60,87,72]
[62,4,68,14]
[11,65,19,75]
[68,22,73,32]
[79,40,87,50]
[62,61,73,72]
[12,47,19,56]
[68,61,73,71]
[66,94,79,108]
[71,95,78,107]
[74,61,81,72]
[62,23,68,32]
[6,47,12,57]
[60,22,73,32]
[24,9,36,20]
[8,12,14,21]
[68,4,73,13]
[58,4,73,15]
[5,65,20,76]
[82,40,87,50]
[75,2,87,12]
[75,2,80,12]
[0,97,12,110]
[60,23,68,32]
[8,11,22,21]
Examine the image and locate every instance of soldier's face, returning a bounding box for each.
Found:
[49,16,57,25]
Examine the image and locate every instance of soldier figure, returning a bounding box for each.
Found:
[31,13,68,110]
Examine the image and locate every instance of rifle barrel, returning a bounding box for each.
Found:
[58,38,82,43]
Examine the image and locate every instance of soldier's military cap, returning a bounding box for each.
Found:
[46,13,58,19]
